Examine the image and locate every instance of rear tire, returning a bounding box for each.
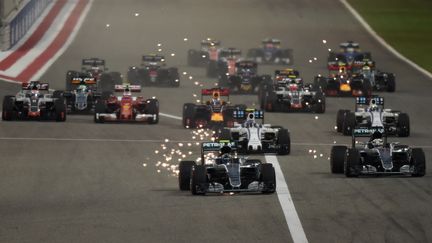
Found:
[386,74,396,92]
[397,113,410,137]
[182,103,196,128]
[411,148,425,177]
[94,101,106,123]
[178,161,196,190]
[330,146,347,173]
[145,99,159,124]
[336,109,349,133]
[54,98,66,122]
[343,112,356,136]
[2,95,15,121]
[277,129,291,155]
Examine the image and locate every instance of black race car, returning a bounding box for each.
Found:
[178,141,276,195]
[182,88,246,129]
[66,58,122,92]
[247,38,293,65]
[220,60,272,94]
[127,54,180,87]
[330,128,425,177]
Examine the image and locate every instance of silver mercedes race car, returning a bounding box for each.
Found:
[178,141,276,195]
[330,128,425,177]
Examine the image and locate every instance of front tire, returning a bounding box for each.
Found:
[411,148,425,177]
[330,146,347,173]
[178,161,196,190]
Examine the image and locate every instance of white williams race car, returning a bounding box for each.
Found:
[337,96,410,137]
[218,109,290,155]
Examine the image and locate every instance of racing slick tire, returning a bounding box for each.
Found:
[191,165,208,195]
[179,161,196,190]
[2,95,15,121]
[261,163,276,194]
[263,91,278,112]
[145,99,159,124]
[386,74,396,92]
[218,128,232,141]
[206,61,218,78]
[342,112,356,136]
[313,93,326,113]
[336,109,349,133]
[101,91,113,100]
[168,68,180,87]
[344,148,361,177]
[54,98,66,122]
[314,76,328,91]
[277,128,291,155]
[411,148,426,177]
[330,146,347,174]
[52,90,63,99]
[182,103,196,128]
[362,80,372,97]
[99,73,115,92]
[397,113,410,137]
[127,68,140,85]
[94,101,106,123]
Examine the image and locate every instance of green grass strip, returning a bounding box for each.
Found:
[348,0,432,73]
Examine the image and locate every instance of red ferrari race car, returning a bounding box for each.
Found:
[94,84,159,124]
[182,88,246,129]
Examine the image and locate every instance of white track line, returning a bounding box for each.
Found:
[340,0,432,80]
[265,155,308,243]
[159,112,182,120]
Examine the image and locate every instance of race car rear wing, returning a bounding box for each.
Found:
[142,55,164,62]
[356,96,384,105]
[71,77,96,85]
[201,88,230,97]
[82,58,105,66]
[114,84,141,92]
[233,108,264,122]
[22,81,49,90]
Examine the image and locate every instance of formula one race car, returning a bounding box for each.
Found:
[212,47,242,79]
[259,69,325,113]
[178,141,276,195]
[336,96,410,137]
[54,78,107,114]
[247,38,293,65]
[220,60,272,94]
[187,38,222,67]
[314,65,372,97]
[218,109,291,155]
[94,84,159,123]
[2,81,66,121]
[330,128,425,177]
[182,88,246,129]
[327,41,371,71]
[127,54,180,87]
[66,58,122,91]
[353,63,396,92]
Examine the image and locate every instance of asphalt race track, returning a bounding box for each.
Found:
[1,0,431,242]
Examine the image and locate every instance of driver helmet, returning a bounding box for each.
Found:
[211,91,221,105]
[369,99,379,111]
[244,112,255,127]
